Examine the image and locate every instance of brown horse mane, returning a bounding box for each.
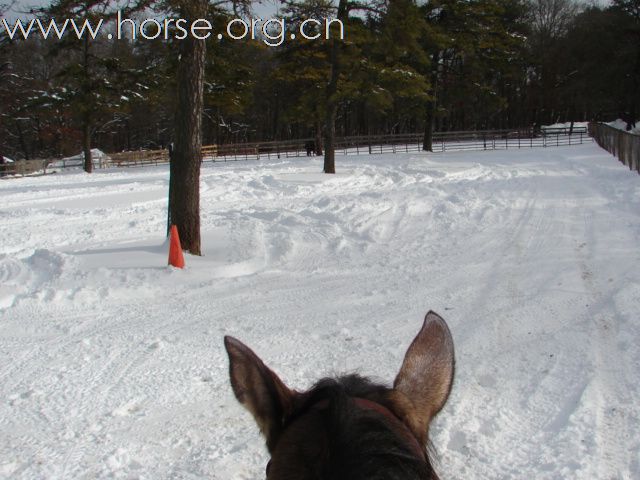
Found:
[278,374,439,480]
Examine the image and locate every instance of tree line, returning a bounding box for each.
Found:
[1,0,638,163]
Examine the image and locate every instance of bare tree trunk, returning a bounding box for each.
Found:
[422,100,435,152]
[315,118,323,156]
[169,1,206,255]
[323,0,348,174]
[82,35,93,173]
[323,107,337,173]
[629,47,640,130]
[423,52,439,152]
[15,120,29,160]
[82,120,93,173]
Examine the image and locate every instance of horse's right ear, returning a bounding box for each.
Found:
[393,311,455,443]
[224,336,294,453]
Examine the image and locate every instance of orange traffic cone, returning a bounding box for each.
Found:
[168,225,185,268]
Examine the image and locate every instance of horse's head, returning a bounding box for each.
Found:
[224,311,455,479]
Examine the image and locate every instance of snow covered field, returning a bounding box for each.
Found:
[1,143,639,479]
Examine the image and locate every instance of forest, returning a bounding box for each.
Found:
[0,0,639,163]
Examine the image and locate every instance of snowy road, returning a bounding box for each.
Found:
[1,143,639,479]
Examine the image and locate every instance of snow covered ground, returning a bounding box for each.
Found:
[541,121,589,132]
[1,143,639,479]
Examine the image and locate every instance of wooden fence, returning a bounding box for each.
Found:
[334,127,588,156]
[0,154,109,177]
[589,122,640,174]
[109,149,169,167]
[0,159,49,177]
[1,127,590,176]
[181,127,589,163]
[198,127,588,161]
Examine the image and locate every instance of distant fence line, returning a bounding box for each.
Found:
[331,127,588,157]
[0,159,45,177]
[1,127,589,177]
[589,122,640,174]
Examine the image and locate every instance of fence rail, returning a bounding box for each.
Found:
[588,122,640,174]
[333,128,588,156]
[109,149,168,167]
[0,159,49,177]
[1,127,590,177]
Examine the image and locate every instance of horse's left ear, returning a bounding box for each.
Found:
[393,311,455,443]
[224,336,295,453]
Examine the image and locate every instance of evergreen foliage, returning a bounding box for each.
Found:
[1,0,638,160]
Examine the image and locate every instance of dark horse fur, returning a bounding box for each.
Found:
[304,140,315,156]
[225,311,455,479]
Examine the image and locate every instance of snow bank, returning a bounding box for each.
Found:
[0,143,639,479]
[606,118,640,135]
[541,121,589,131]
[49,148,112,169]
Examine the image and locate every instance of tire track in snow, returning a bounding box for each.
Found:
[0,301,199,478]
[0,308,138,395]
[444,169,597,477]
[434,185,545,474]
[576,209,634,479]
[44,298,238,477]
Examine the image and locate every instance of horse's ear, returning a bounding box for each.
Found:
[393,311,455,442]
[224,336,294,453]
